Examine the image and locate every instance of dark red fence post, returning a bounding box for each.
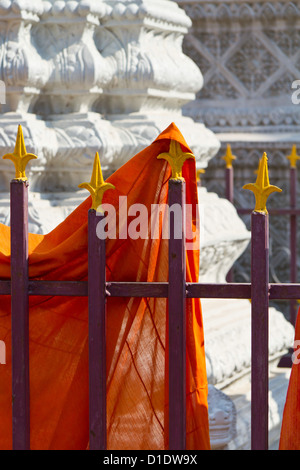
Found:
[290,166,297,326]
[10,179,30,450]
[157,140,195,450]
[223,144,236,205]
[3,125,37,450]
[88,209,107,450]
[243,152,282,450]
[287,145,300,327]
[225,162,234,204]
[223,145,236,282]
[251,211,269,450]
[168,178,186,451]
[79,151,114,450]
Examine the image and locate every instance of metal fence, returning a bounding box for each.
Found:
[1,126,299,451]
[222,144,300,329]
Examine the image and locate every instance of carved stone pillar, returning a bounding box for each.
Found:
[0,0,220,232]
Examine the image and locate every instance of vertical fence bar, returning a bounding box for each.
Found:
[225,165,234,205]
[290,165,297,326]
[225,163,234,283]
[223,144,235,205]
[10,179,30,450]
[88,209,107,450]
[251,211,269,450]
[223,145,235,283]
[168,178,186,450]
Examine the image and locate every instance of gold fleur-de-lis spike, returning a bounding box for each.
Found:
[196,169,205,183]
[287,145,300,169]
[222,144,236,169]
[157,140,195,180]
[2,125,37,180]
[243,152,282,214]
[79,152,115,211]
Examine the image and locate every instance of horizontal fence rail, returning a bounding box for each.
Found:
[2,280,300,300]
[0,127,299,451]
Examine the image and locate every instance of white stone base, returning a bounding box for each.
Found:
[218,365,291,450]
[202,298,294,450]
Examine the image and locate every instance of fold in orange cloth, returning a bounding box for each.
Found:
[0,123,210,450]
[279,308,300,450]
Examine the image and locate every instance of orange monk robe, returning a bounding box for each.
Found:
[279,308,300,450]
[0,123,210,450]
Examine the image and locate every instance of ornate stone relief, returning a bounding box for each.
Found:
[0,0,220,196]
[178,1,300,22]
[207,384,237,450]
[178,0,300,132]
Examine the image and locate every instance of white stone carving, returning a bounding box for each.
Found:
[0,0,221,239]
[178,0,300,134]
[208,384,237,450]
[0,0,220,195]
[202,298,294,388]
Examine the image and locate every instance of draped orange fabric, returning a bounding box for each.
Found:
[0,123,210,450]
[279,309,300,450]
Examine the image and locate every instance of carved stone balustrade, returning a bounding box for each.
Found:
[0,0,220,199]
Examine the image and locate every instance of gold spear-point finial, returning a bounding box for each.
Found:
[222,144,236,169]
[2,125,38,181]
[243,152,282,214]
[157,140,195,180]
[287,145,300,169]
[78,152,115,211]
[196,169,205,183]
